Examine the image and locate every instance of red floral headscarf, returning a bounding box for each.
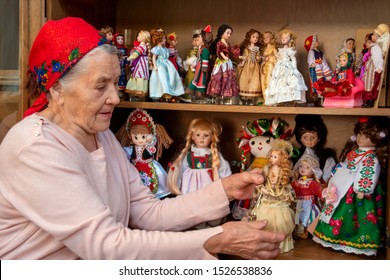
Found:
[24,17,105,117]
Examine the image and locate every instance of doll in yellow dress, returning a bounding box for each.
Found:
[260,31,277,104]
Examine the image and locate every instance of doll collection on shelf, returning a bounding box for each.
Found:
[115,109,389,256]
[102,22,389,108]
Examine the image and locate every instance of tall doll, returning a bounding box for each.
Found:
[116,109,173,199]
[113,33,129,98]
[260,31,277,105]
[292,151,323,239]
[149,29,184,102]
[126,30,151,101]
[183,29,201,88]
[167,119,232,228]
[187,25,214,103]
[248,139,296,253]
[312,117,389,256]
[264,29,307,106]
[237,28,263,105]
[206,24,239,105]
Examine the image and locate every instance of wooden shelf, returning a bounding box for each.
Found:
[116,101,390,116]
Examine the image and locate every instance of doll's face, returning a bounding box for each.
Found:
[300,131,319,148]
[356,132,374,148]
[339,55,349,67]
[314,41,319,48]
[116,36,124,45]
[106,32,113,42]
[280,33,291,45]
[131,133,153,146]
[372,33,379,42]
[345,39,355,51]
[263,33,271,44]
[169,38,177,47]
[192,129,212,149]
[137,33,145,43]
[222,29,232,40]
[161,36,166,45]
[269,150,281,166]
[250,32,260,44]
[249,135,274,158]
[298,161,314,177]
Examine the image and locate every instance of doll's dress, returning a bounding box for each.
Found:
[188,46,210,93]
[126,42,149,95]
[264,47,307,105]
[167,46,184,73]
[307,48,333,97]
[206,41,239,98]
[149,45,185,99]
[313,147,384,256]
[184,46,199,87]
[237,46,262,99]
[250,166,295,253]
[123,145,170,199]
[260,44,277,97]
[116,46,129,91]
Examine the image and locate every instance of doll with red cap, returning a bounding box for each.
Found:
[113,33,129,98]
[304,34,333,103]
[313,117,389,256]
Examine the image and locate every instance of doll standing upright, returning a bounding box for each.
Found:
[260,31,277,105]
[113,33,129,98]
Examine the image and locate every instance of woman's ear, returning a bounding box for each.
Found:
[49,82,64,105]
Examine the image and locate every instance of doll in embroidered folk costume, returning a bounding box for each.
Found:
[166,32,184,75]
[335,38,356,72]
[167,119,232,228]
[313,117,389,256]
[249,139,296,253]
[304,35,333,103]
[260,31,277,105]
[183,29,202,89]
[292,150,323,239]
[355,33,373,79]
[113,33,129,98]
[236,28,263,105]
[125,30,151,101]
[116,109,173,199]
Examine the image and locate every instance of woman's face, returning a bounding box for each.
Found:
[269,150,281,166]
[222,28,232,40]
[59,51,120,135]
[300,131,319,148]
[192,129,212,149]
[250,32,260,44]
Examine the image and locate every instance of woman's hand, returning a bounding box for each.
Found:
[204,220,285,259]
[221,169,264,201]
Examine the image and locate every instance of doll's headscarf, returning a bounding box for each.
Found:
[24,17,105,117]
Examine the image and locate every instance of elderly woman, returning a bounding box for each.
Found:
[0,17,284,260]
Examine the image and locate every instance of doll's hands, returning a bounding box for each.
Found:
[204,220,284,259]
[221,169,264,201]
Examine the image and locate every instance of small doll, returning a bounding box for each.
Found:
[248,139,296,253]
[304,35,333,102]
[355,33,373,78]
[167,119,232,228]
[125,30,151,101]
[293,114,336,183]
[149,28,185,102]
[99,25,114,45]
[187,25,214,103]
[260,31,277,104]
[313,117,389,256]
[113,33,129,97]
[292,151,323,239]
[116,109,173,199]
[166,32,184,75]
[264,29,307,106]
[206,24,239,105]
[236,28,263,105]
[183,29,202,88]
[335,38,355,72]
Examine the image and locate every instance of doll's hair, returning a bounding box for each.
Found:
[210,24,233,55]
[239,29,261,54]
[150,29,165,45]
[167,119,222,195]
[201,30,214,49]
[166,32,177,45]
[99,25,113,35]
[340,117,389,168]
[279,29,296,48]
[262,31,276,46]
[136,30,152,68]
[293,114,328,148]
[267,140,293,186]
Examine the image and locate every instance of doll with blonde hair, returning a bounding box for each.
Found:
[249,139,296,253]
[260,31,277,103]
[126,30,151,101]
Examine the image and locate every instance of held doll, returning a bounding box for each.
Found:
[313,117,389,256]
[264,29,307,106]
[187,25,214,103]
[248,139,296,253]
[206,24,239,105]
[113,33,129,97]
[292,151,323,239]
[237,28,263,105]
[116,109,173,199]
[304,35,333,102]
[183,29,202,88]
[260,31,277,104]
[149,28,185,102]
[126,30,151,101]
[293,114,336,183]
[166,32,184,75]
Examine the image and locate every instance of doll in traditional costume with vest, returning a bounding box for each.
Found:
[113,33,129,98]
[248,139,296,253]
[206,24,239,105]
[125,30,151,101]
[187,25,214,103]
[292,150,323,239]
[335,38,355,72]
[236,28,263,105]
[264,29,307,106]
[260,31,277,105]
[99,25,114,45]
[232,118,293,220]
[304,34,333,103]
[167,119,232,228]
[116,109,173,199]
[183,29,202,89]
[166,32,184,76]
[312,116,389,256]
[362,24,390,107]
[355,33,373,79]
[293,114,336,184]
[149,28,185,102]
